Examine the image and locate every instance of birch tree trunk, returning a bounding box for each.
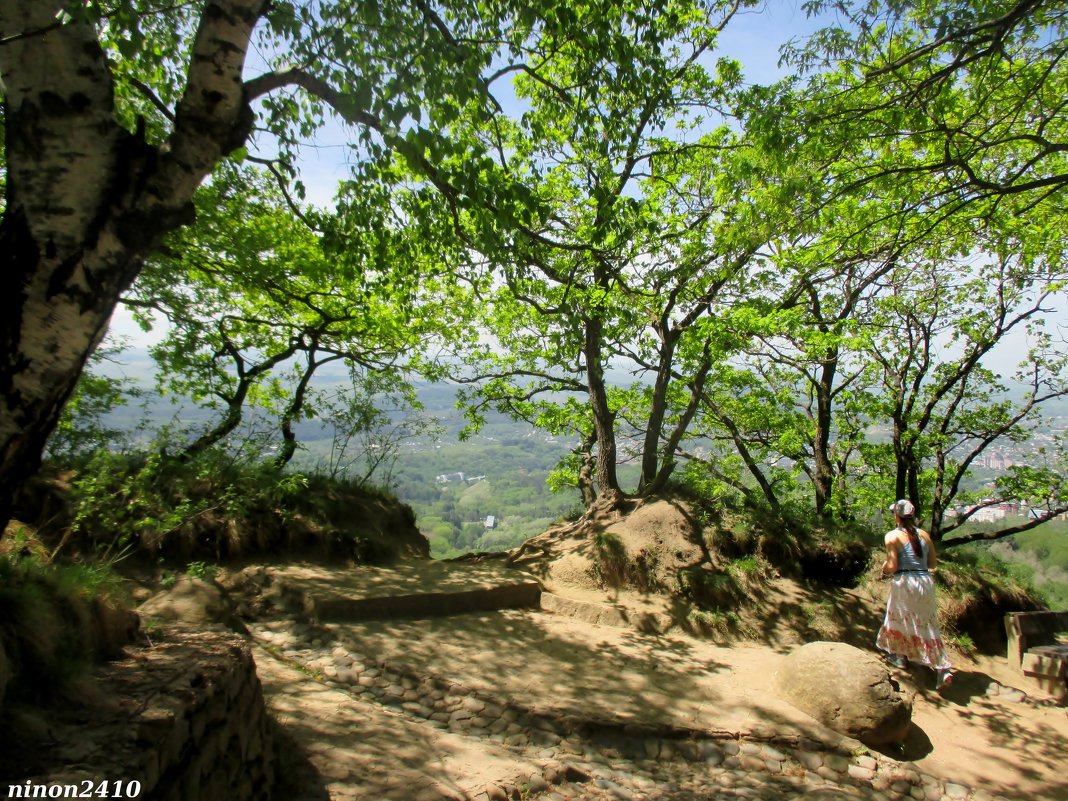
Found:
[0,1,264,529]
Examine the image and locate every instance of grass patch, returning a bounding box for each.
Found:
[0,554,134,704]
[685,607,754,639]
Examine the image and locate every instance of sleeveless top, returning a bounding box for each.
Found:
[895,530,929,574]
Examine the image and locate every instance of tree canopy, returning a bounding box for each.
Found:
[2,0,1065,545]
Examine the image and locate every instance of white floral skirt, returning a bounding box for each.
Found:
[876,572,952,669]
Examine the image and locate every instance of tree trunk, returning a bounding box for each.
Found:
[638,334,677,493]
[275,350,341,468]
[647,354,711,496]
[0,1,264,532]
[707,402,782,514]
[929,452,948,539]
[181,341,303,461]
[583,315,623,507]
[576,433,597,508]
[811,356,837,517]
[891,419,908,502]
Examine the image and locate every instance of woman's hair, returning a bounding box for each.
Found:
[898,514,922,557]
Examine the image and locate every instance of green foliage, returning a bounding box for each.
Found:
[46,344,143,464]
[131,164,431,468]
[1011,522,1068,567]
[14,0,1065,576]
[185,561,217,583]
[985,522,1068,610]
[61,439,415,565]
[934,546,1047,648]
[785,0,1068,207]
[369,0,781,504]
[381,417,581,557]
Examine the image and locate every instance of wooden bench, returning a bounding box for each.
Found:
[1004,611,1068,704]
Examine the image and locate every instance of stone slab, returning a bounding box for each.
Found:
[1004,611,1068,669]
[540,591,671,633]
[269,561,542,622]
[1022,645,1068,679]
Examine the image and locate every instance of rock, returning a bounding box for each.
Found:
[776,641,912,746]
[138,577,243,631]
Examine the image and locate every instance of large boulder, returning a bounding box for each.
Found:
[776,641,912,746]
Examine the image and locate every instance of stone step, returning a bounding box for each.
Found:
[539,591,672,634]
[267,561,542,622]
[1021,644,1068,703]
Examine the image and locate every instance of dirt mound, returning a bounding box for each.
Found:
[501,498,898,648]
[508,498,705,597]
[8,463,429,567]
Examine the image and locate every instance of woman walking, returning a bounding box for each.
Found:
[876,499,955,689]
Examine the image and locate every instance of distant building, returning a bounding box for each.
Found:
[484,515,496,529]
[436,472,465,483]
[968,502,1011,523]
[1027,508,1068,521]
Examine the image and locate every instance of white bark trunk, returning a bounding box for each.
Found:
[0,1,266,527]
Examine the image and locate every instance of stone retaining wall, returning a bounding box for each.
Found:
[6,628,273,801]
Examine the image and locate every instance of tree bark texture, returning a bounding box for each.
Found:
[583,315,623,506]
[0,1,265,530]
[638,333,677,494]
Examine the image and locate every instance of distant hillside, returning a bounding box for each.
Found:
[985,521,1068,608]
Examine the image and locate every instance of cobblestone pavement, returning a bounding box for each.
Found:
[251,620,1010,801]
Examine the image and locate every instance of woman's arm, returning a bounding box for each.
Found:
[881,533,900,576]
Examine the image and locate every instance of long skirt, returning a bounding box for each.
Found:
[875,573,952,669]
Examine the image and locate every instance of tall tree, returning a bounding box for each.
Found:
[380,0,772,510]
[859,226,1068,540]
[0,0,638,530]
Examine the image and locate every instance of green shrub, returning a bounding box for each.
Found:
[944,631,977,655]
[725,555,773,585]
[185,560,217,583]
[52,446,425,566]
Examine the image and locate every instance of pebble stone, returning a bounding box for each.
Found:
[253,622,994,801]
